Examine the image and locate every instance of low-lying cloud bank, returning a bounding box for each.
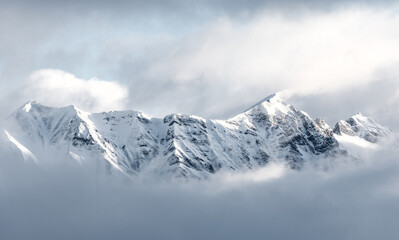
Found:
[1,134,399,240]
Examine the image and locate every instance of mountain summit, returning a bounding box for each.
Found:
[2,95,390,179]
[333,113,390,143]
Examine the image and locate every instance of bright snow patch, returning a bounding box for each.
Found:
[4,130,38,164]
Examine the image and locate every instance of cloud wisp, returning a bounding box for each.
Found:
[122,6,399,117]
[11,69,128,113]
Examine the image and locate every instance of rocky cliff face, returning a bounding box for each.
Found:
[2,94,390,179]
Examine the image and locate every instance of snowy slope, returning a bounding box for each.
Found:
[333,113,391,157]
[2,94,390,179]
[333,113,391,143]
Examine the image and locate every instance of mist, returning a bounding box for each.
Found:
[1,132,399,240]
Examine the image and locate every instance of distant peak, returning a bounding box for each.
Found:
[21,100,42,112]
[339,112,387,130]
[22,101,33,112]
[18,101,82,116]
[243,92,287,113]
[258,93,283,103]
[351,112,372,122]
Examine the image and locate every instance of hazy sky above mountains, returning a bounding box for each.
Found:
[1,0,399,128]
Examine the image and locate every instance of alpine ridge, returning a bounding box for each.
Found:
[2,94,391,179]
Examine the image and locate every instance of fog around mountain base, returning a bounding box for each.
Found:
[0,132,398,240]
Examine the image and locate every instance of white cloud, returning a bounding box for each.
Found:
[156,7,399,94]
[20,69,128,112]
[2,5,399,120]
[114,6,399,118]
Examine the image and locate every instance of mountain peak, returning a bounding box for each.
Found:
[333,113,390,143]
[249,93,283,107]
[350,112,379,126]
[241,92,291,117]
[16,101,86,121]
[21,100,41,112]
[4,98,390,179]
[352,112,366,119]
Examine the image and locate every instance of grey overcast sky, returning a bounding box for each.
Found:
[1,0,399,128]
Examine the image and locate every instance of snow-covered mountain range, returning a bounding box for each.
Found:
[1,94,391,179]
